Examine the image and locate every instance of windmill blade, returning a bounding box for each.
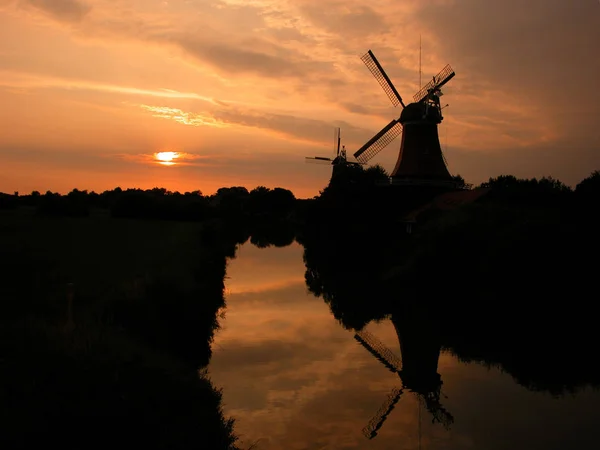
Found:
[413,64,455,103]
[422,392,455,430]
[361,50,405,108]
[334,127,341,156]
[354,329,402,373]
[353,119,402,164]
[305,157,333,165]
[362,387,403,439]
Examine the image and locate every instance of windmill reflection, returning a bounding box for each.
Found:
[355,313,453,439]
[298,221,454,441]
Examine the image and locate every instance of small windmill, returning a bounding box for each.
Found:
[305,127,362,167]
[355,327,453,441]
[354,50,457,185]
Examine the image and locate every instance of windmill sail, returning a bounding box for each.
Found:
[362,387,403,439]
[353,119,403,164]
[354,329,402,372]
[413,64,455,103]
[422,392,455,429]
[361,50,405,108]
[305,156,333,165]
[355,324,454,440]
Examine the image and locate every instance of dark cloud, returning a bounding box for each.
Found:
[299,1,388,38]
[176,37,306,78]
[210,106,376,151]
[0,146,126,171]
[211,339,334,371]
[411,0,600,181]
[418,0,600,106]
[340,102,371,115]
[229,285,312,306]
[264,24,310,43]
[25,0,91,22]
[141,24,334,84]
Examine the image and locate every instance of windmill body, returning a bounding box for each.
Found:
[390,313,443,394]
[354,50,457,187]
[393,102,451,181]
[305,127,362,180]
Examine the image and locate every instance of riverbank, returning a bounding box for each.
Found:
[0,210,240,449]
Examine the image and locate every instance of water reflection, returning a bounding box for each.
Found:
[356,313,453,439]
[209,237,600,449]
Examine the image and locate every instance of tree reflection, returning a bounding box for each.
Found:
[300,180,600,437]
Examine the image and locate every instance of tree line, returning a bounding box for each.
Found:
[1,168,598,223]
[0,185,300,221]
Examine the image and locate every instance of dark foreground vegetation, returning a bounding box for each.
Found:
[0,213,250,449]
[300,169,600,402]
[1,166,599,445]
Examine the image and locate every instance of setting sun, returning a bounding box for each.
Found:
[154,151,179,166]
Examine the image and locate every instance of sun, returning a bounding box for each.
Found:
[155,151,178,162]
[154,151,180,166]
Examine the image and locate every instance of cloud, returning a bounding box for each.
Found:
[138,105,231,128]
[0,70,221,103]
[417,0,600,121]
[298,1,387,38]
[175,36,324,79]
[23,0,91,22]
[114,151,214,168]
[135,102,377,152]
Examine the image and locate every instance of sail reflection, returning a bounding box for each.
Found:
[356,314,453,440]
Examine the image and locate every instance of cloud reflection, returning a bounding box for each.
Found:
[209,243,600,450]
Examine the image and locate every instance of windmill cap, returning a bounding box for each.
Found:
[400,102,442,124]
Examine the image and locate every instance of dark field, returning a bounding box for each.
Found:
[0,209,240,449]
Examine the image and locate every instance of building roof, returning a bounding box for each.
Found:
[403,187,491,222]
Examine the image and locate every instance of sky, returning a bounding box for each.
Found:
[1,0,599,198]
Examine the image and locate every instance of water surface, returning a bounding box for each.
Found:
[209,242,600,449]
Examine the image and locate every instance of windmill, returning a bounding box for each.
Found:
[354,50,457,186]
[355,324,453,441]
[305,127,362,168]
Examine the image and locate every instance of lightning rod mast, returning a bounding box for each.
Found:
[419,35,422,90]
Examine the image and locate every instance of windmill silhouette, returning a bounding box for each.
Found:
[355,316,453,441]
[354,50,457,187]
[306,127,362,172]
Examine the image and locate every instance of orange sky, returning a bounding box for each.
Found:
[1,0,599,198]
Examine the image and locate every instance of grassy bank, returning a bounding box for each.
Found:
[0,210,240,449]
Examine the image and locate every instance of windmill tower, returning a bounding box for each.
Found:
[306,127,362,179]
[354,50,457,187]
[355,318,453,441]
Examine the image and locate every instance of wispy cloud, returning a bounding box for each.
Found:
[135,102,377,151]
[0,70,221,103]
[114,151,214,167]
[23,0,91,22]
[138,105,230,128]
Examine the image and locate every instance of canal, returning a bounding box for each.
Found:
[209,241,600,450]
